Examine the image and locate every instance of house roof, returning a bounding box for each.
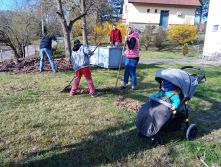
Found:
[128,0,201,6]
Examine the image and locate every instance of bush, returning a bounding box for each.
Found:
[168,24,197,44]
[92,24,108,44]
[72,20,82,38]
[154,27,167,51]
[140,24,155,50]
[182,43,189,56]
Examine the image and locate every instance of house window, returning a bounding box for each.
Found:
[155,9,157,13]
[147,9,150,13]
[213,25,219,32]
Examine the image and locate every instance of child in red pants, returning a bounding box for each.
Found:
[70,39,95,97]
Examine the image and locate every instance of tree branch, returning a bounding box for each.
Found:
[69,12,87,30]
[68,1,95,31]
[56,0,65,19]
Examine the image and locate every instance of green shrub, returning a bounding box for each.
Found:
[182,43,189,56]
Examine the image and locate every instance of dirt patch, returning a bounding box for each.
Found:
[116,97,142,113]
[0,57,72,73]
[61,86,142,113]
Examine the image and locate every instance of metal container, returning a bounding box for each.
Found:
[90,46,125,68]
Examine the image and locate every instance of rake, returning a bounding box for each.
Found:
[61,44,100,93]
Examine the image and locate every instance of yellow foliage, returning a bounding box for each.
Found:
[168,24,197,44]
[72,20,82,38]
[92,22,127,44]
[92,24,108,44]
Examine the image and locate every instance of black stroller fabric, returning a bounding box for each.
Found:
[136,100,172,137]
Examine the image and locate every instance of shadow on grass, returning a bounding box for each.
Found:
[10,122,154,167]
[11,122,189,167]
[192,91,221,136]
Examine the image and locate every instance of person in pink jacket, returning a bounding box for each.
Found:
[121,27,140,91]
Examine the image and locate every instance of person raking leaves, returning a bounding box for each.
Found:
[70,39,96,97]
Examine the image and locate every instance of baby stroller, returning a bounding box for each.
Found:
[136,66,206,146]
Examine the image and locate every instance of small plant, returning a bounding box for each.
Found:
[182,43,189,56]
[140,24,154,50]
[154,27,167,51]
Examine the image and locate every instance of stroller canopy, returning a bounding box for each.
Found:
[155,67,205,99]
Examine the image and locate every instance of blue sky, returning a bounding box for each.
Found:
[0,0,32,10]
[0,0,17,10]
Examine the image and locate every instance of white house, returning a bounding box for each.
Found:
[122,0,201,29]
[203,0,221,58]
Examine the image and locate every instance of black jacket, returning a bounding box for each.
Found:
[40,35,57,49]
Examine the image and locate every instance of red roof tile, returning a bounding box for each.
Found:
[128,0,201,6]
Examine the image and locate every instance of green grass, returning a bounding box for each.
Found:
[0,64,221,167]
[140,47,202,60]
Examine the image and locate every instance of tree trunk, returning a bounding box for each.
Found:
[81,0,88,45]
[63,27,72,60]
[56,0,91,59]
[11,48,19,64]
[22,44,26,58]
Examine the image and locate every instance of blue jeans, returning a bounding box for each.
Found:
[39,48,57,72]
[123,57,139,87]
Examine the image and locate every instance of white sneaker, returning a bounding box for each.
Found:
[128,86,136,92]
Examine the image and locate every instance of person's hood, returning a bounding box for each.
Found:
[73,43,82,51]
[129,32,139,39]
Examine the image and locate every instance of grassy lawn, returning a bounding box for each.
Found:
[140,47,202,61]
[0,64,221,167]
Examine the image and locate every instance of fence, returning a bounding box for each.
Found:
[0,45,40,62]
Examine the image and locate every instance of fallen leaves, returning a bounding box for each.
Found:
[0,57,72,73]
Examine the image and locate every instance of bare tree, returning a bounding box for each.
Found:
[54,0,95,60]
[81,0,88,44]
[140,24,155,50]
[0,10,38,63]
[39,0,116,59]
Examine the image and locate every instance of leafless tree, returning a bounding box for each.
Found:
[43,0,93,60]
[0,9,38,63]
[81,0,88,44]
[140,24,155,50]
[38,0,119,60]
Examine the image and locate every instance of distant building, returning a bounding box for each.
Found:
[203,0,221,58]
[122,0,201,29]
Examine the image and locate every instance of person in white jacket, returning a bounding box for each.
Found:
[70,39,95,97]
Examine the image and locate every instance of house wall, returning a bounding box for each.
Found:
[122,1,196,26]
[203,0,221,56]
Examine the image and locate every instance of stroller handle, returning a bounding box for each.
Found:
[181,66,206,83]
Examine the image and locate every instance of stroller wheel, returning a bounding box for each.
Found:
[138,132,147,138]
[186,124,198,140]
[150,136,162,147]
